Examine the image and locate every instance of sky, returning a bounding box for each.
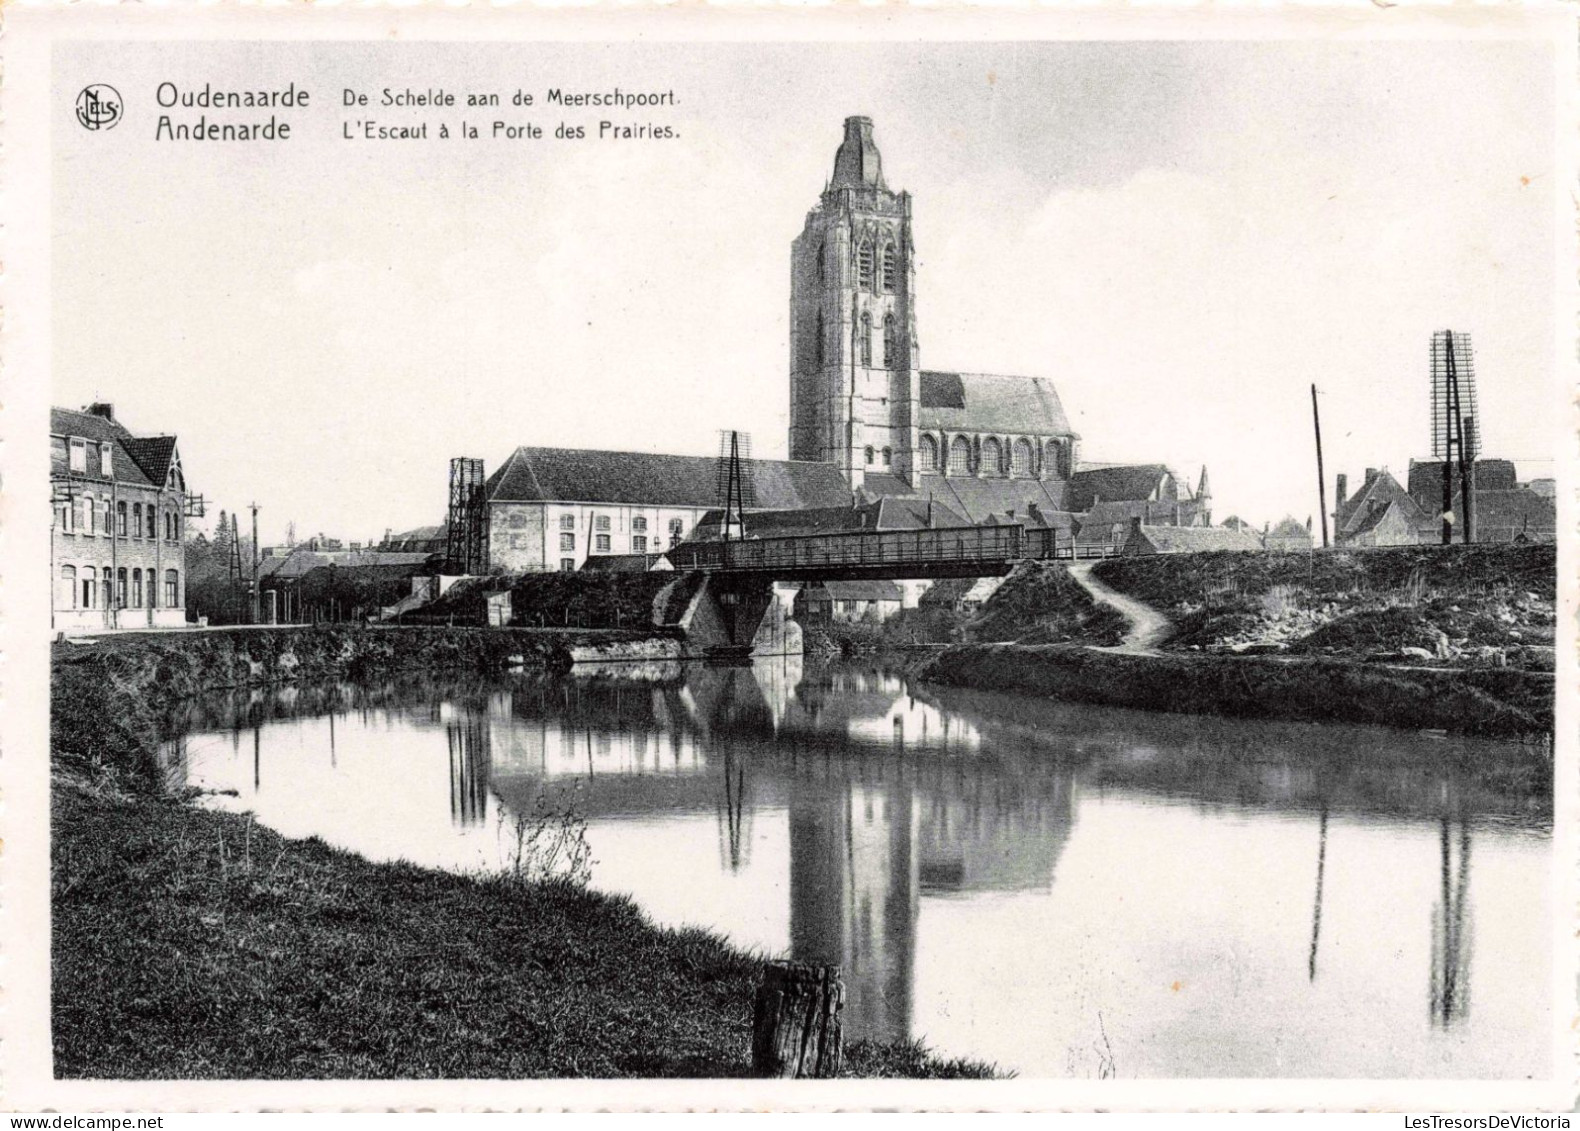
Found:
[52,38,1561,544]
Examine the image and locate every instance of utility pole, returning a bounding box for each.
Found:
[1311,384,1330,549]
[250,502,260,625]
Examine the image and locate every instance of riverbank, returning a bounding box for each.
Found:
[919,642,1553,745]
[52,626,995,1079]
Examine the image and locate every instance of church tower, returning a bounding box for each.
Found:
[789,117,921,490]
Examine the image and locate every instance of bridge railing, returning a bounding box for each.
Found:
[668,524,1118,573]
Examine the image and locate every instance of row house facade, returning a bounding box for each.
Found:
[51,404,193,632]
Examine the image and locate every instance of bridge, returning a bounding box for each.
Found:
[666,524,1114,582]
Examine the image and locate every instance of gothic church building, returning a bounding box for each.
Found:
[789,116,1208,540]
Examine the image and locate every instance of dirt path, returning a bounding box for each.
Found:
[1066,563,1171,653]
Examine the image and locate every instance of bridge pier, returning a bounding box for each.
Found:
[677,573,802,659]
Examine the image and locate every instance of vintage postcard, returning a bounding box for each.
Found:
[3,3,1575,1112]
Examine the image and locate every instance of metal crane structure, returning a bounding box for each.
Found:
[1430,329,1481,544]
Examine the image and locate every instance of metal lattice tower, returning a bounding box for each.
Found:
[715,431,754,537]
[1429,330,1481,543]
[445,457,487,574]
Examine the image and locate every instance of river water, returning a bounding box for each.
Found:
[162,658,1552,1079]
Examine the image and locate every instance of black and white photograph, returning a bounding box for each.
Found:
[4,6,1575,1112]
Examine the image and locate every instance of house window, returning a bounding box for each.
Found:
[633,535,648,553]
[1012,439,1034,478]
[117,501,128,537]
[920,435,939,472]
[947,436,971,475]
[559,533,575,552]
[864,446,875,465]
[559,514,575,531]
[60,566,77,610]
[164,569,179,608]
[132,503,142,537]
[881,244,897,294]
[669,517,685,546]
[560,558,576,572]
[982,438,1003,478]
[99,444,113,477]
[116,568,128,608]
[73,496,86,533]
[860,313,872,367]
[57,498,72,533]
[132,569,143,607]
[594,515,611,533]
[68,438,87,473]
[82,566,97,610]
[595,534,611,553]
[146,506,157,539]
[102,499,112,536]
[858,241,874,290]
[632,517,648,533]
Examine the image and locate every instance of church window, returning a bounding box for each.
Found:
[858,241,874,291]
[860,313,872,367]
[1012,439,1034,478]
[920,435,939,472]
[883,313,898,369]
[947,436,971,476]
[882,447,892,467]
[817,242,826,283]
[814,310,824,368]
[881,244,897,294]
[864,446,875,465]
[1048,439,1071,479]
[982,438,1004,478]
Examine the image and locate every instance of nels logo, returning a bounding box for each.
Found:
[75,84,123,131]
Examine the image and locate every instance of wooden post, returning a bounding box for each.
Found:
[751,961,845,1078]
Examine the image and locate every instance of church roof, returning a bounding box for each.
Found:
[1064,464,1176,511]
[829,116,886,191]
[483,446,854,511]
[918,371,1073,435]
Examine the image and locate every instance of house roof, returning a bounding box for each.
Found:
[865,472,1071,525]
[1335,469,1424,534]
[263,549,436,579]
[1463,489,1556,542]
[484,447,853,511]
[919,372,1074,436]
[1065,465,1177,511]
[1129,525,1263,554]
[812,579,903,601]
[1406,459,1519,504]
[51,406,176,490]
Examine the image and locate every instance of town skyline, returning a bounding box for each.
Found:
[53,39,1558,544]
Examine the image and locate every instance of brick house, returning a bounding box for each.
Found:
[51,404,193,632]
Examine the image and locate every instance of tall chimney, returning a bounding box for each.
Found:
[87,402,115,421]
[1336,473,1348,511]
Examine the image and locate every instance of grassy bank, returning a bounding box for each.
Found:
[919,643,1553,747]
[52,627,994,1079]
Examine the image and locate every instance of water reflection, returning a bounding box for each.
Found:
[166,660,1551,1078]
